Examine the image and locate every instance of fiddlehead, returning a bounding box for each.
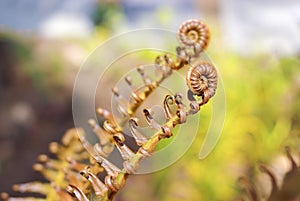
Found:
[186,62,218,105]
[1,19,218,201]
[177,19,210,55]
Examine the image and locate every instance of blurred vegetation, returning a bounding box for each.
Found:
[0,33,76,195]
[115,51,300,201]
[1,7,300,200]
[92,0,123,28]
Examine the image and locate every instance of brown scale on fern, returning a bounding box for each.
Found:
[1,19,218,201]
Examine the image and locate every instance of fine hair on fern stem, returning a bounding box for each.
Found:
[1,19,218,201]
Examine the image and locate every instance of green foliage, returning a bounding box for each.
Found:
[92,1,123,28]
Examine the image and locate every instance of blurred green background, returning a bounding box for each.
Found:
[0,0,300,200]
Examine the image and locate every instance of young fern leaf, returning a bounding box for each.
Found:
[1,19,217,201]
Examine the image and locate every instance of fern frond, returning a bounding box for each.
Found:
[2,19,217,201]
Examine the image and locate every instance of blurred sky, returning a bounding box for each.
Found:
[0,0,96,38]
[219,0,300,55]
[0,0,300,53]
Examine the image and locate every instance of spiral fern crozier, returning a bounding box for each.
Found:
[186,62,218,104]
[1,19,218,201]
[177,19,210,52]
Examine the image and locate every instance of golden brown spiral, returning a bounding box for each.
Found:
[186,62,217,102]
[177,19,210,51]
